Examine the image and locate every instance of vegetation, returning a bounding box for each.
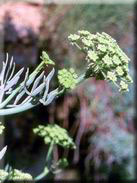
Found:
[0,30,133,181]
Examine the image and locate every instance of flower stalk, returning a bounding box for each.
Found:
[34,141,54,180]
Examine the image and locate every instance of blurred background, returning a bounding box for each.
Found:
[0,0,135,181]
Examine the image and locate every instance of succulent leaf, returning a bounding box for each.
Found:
[0,53,57,115]
[0,146,7,160]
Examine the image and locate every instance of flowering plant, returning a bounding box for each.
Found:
[0,30,133,181]
[68,30,133,92]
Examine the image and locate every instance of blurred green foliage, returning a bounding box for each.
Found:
[59,4,133,34]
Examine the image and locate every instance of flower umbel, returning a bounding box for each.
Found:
[0,169,8,181]
[40,51,55,66]
[68,30,133,92]
[33,124,76,149]
[120,81,129,92]
[58,68,78,89]
[68,34,80,42]
[8,169,33,180]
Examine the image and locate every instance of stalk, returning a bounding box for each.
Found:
[34,141,54,180]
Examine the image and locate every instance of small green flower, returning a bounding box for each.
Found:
[108,46,116,54]
[8,169,33,180]
[112,55,121,65]
[68,34,80,42]
[123,64,129,72]
[82,38,92,47]
[0,169,8,181]
[126,75,133,83]
[33,124,76,149]
[107,71,117,82]
[0,122,5,135]
[87,51,98,62]
[119,81,129,92]
[97,36,107,44]
[58,68,78,89]
[102,55,113,66]
[78,30,90,36]
[97,44,107,52]
[119,50,130,64]
[116,66,124,76]
[40,51,55,66]
[44,137,51,144]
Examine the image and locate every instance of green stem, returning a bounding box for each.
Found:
[34,61,46,73]
[34,167,49,181]
[34,141,54,181]
[57,88,65,96]
[46,141,54,162]
[77,73,86,83]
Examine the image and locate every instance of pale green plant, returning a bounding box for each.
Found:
[68,30,133,92]
[0,30,133,181]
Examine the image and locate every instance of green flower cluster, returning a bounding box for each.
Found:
[33,124,76,149]
[68,30,133,92]
[40,51,55,66]
[58,68,78,89]
[0,169,32,182]
[0,169,8,182]
[0,122,5,135]
[8,169,33,180]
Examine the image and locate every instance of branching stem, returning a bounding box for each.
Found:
[0,61,46,111]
